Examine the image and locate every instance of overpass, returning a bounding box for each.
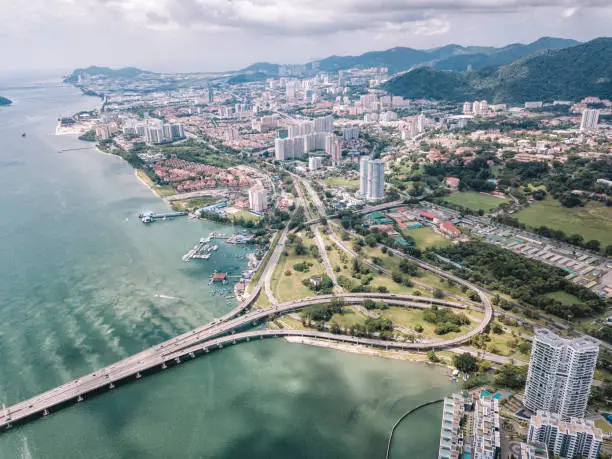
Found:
[0,290,491,431]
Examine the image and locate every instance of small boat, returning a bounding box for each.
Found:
[22,133,26,138]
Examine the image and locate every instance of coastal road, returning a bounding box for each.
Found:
[0,290,491,431]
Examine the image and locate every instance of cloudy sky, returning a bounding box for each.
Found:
[1,0,611,73]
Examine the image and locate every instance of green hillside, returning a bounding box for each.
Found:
[64,66,154,83]
[384,38,612,103]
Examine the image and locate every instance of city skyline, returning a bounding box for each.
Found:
[1,1,612,72]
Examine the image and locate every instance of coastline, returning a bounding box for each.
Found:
[283,335,455,370]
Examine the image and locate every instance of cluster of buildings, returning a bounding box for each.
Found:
[438,392,501,459]
[472,223,612,297]
[274,115,343,163]
[152,159,251,193]
[121,120,185,144]
[359,156,385,201]
[439,329,602,459]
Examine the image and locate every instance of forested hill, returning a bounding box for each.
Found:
[64,66,154,83]
[313,37,578,73]
[383,38,612,103]
[0,96,12,106]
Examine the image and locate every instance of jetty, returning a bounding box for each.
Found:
[182,232,229,262]
[139,211,188,224]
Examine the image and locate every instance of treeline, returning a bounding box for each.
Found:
[431,241,609,319]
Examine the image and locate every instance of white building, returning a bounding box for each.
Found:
[275,137,305,161]
[366,159,385,201]
[463,102,472,115]
[524,329,599,420]
[308,156,323,171]
[438,393,468,459]
[580,109,600,132]
[380,111,398,122]
[472,395,501,459]
[342,126,360,140]
[248,185,267,212]
[325,134,343,163]
[359,156,370,196]
[519,442,549,459]
[527,411,602,459]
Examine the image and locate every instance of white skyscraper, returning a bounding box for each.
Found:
[463,102,472,114]
[524,329,599,420]
[248,185,267,212]
[359,156,370,196]
[580,109,600,132]
[367,159,385,201]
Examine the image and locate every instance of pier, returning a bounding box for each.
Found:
[139,211,188,223]
[181,232,231,262]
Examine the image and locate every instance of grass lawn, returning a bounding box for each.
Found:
[594,418,612,434]
[380,307,475,340]
[324,176,360,191]
[330,306,369,328]
[442,192,510,212]
[544,291,585,306]
[231,210,263,222]
[170,196,220,211]
[403,226,451,250]
[270,234,324,302]
[515,198,612,246]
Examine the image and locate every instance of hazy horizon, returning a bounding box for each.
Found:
[1,0,611,73]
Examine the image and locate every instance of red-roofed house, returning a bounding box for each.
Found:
[439,221,461,238]
[420,211,437,221]
[445,177,460,192]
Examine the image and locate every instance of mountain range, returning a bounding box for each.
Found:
[384,37,612,103]
[242,37,580,75]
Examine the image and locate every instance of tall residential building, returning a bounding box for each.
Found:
[417,114,427,133]
[527,411,602,459]
[248,185,267,212]
[308,156,323,171]
[462,102,472,114]
[359,156,370,196]
[314,115,333,133]
[524,329,598,420]
[366,159,385,201]
[342,126,360,140]
[329,138,343,165]
[580,109,600,132]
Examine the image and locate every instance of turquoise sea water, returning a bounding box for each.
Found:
[0,77,455,458]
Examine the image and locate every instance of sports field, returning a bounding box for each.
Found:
[515,199,612,246]
[442,192,510,212]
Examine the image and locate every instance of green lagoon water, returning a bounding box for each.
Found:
[0,77,455,458]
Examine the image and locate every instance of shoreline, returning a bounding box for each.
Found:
[283,335,455,371]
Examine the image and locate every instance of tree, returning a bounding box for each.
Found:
[399,259,418,276]
[494,364,527,389]
[584,239,601,252]
[427,350,440,363]
[365,234,378,247]
[453,353,478,373]
[414,324,424,333]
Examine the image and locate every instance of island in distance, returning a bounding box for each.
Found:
[0,96,12,106]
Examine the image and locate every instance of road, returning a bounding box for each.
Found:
[292,174,339,289]
[0,290,492,430]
